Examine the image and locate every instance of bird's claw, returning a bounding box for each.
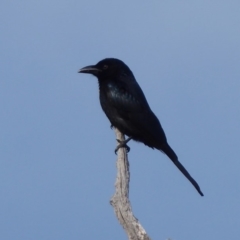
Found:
[115,139,131,154]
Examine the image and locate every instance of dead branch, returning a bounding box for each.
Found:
[110,128,151,240]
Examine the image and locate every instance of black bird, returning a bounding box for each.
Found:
[79,58,203,196]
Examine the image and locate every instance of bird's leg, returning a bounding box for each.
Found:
[115,137,132,154]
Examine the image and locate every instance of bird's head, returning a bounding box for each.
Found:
[78,58,133,80]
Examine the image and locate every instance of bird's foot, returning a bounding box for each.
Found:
[114,137,132,154]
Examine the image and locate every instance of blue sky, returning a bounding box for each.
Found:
[1,1,240,239]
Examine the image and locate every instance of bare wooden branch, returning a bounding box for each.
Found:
[110,128,151,240]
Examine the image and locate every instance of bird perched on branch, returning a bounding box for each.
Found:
[79,58,203,196]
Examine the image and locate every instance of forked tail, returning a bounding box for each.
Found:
[160,144,204,196]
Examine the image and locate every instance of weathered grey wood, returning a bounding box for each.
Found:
[110,128,151,240]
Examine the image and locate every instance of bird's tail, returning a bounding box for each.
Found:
[159,143,204,196]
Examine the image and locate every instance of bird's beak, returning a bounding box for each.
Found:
[78,65,101,75]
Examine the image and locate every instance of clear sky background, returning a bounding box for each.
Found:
[1,1,240,240]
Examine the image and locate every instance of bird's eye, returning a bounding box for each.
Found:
[103,65,108,70]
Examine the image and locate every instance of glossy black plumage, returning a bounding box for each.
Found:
[79,58,203,196]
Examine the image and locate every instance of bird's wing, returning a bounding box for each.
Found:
[104,78,167,145]
[106,77,150,111]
